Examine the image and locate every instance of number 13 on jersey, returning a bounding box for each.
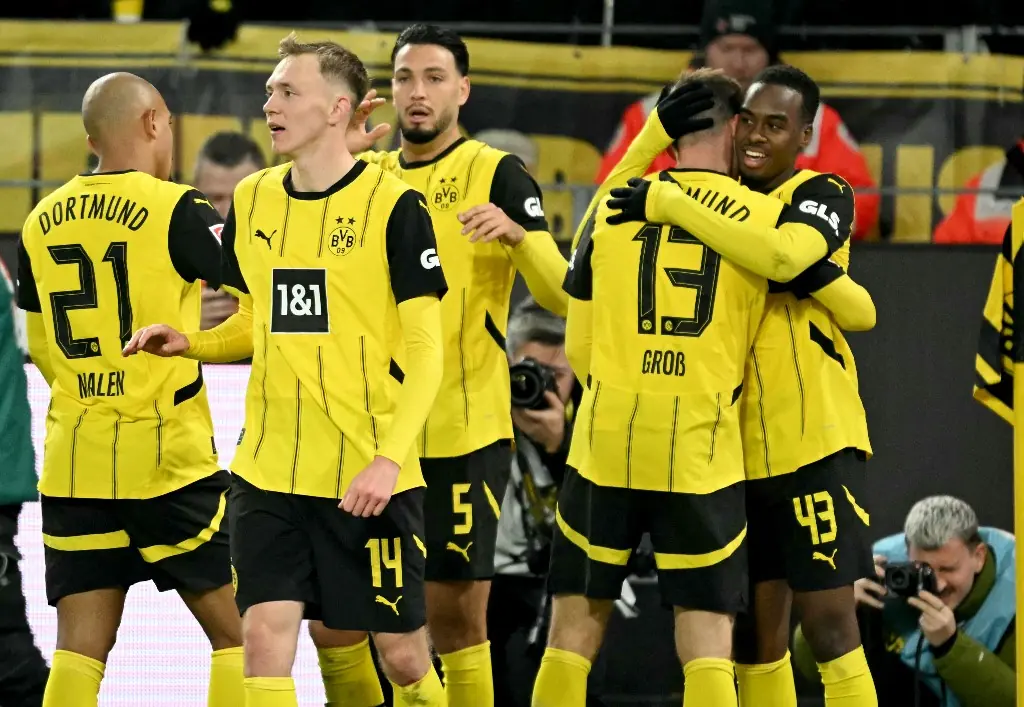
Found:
[633,224,722,338]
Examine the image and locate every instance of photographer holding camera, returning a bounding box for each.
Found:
[792,496,1015,707]
[489,297,579,707]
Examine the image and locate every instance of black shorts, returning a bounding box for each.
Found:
[421,440,512,582]
[747,448,874,592]
[229,474,427,634]
[40,470,231,606]
[548,467,748,614]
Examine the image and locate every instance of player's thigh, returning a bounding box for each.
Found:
[226,474,316,618]
[120,470,233,596]
[421,440,512,582]
[646,481,748,616]
[745,476,788,588]
[781,449,874,593]
[311,487,427,636]
[550,467,639,602]
[40,495,147,609]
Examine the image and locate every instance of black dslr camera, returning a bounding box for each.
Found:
[510,358,558,410]
[884,561,938,598]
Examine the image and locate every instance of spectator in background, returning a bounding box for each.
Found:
[0,260,49,707]
[491,297,579,707]
[933,138,1024,244]
[595,0,880,239]
[191,131,265,330]
[792,496,1016,707]
[474,129,540,176]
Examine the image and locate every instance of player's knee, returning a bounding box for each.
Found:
[798,599,860,663]
[241,607,301,676]
[674,609,734,664]
[425,581,488,652]
[55,619,118,663]
[375,630,432,686]
[545,595,611,662]
[732,611,759,665]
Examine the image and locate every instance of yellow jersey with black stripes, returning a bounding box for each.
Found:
[564,169,785,494]
[361,138,552,458]
[741,170,872,480]
[220,161,447,499]
[16,170,226,499]
[974,218,1020,423]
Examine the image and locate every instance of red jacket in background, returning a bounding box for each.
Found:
[933,142,1024,245]
[595,94,881,240]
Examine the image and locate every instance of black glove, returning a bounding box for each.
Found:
[654,81,716,141]
[605,177,652,226]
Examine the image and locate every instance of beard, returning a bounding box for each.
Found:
[398,107,454,145]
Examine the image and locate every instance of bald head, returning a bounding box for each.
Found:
[82,72,165,146]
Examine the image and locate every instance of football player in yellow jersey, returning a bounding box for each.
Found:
[15,73,243,707]
[534,70,774,707]
[311,24,570,707]
[605,65,878,707]
[126,36,449,707]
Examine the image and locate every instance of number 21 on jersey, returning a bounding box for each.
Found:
[633,224,721,338]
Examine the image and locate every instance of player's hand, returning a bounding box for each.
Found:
[340,456,400,517]
[654,82,716,141]
[605,177,651,226]
[511,391,565,453]
[200,286,238,330]
[907,590,957,647]
[854,554,888,610]
[347,88,391,154]
[457,203,526,246]
[122,324,190,358]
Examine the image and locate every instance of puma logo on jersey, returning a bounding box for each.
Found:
[254,229,276,249]
[827,177,846,193]
[843,485,871,526]
[812,549,838,571]
[446,541,473,562]
[194,197,213,208]
[375,595,402,616]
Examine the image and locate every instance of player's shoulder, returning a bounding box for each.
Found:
[235,163,290,198]
[781,169,852,201]
[461,138,516,172]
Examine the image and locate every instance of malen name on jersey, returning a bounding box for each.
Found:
[38,193,149,235]
[77,370,126,399]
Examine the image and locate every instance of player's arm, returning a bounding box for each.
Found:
[562,212,596,383]
[376,191,448,466]
[15,235,56,386]
[974,225,1014,423]
[161,191,255,362]
[785,258,877,332]
[479,154,569,317]
[630,173,854,282]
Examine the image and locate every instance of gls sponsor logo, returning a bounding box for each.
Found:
[420,248,440,270]
[798,200,840,234]
[524,197,544,219]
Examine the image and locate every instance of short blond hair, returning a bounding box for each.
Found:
[672,67,743,145]
[278,32,370,102]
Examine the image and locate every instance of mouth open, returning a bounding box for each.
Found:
[741,147,769,170]
[268,122,284,135]
[407,106,431,122]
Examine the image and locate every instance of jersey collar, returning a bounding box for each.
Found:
[283,160,368,201]
[398,137,467,170]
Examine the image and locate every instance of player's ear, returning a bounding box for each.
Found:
[799,122,813,151]
[142,108,159,140]
[458,75,470,108]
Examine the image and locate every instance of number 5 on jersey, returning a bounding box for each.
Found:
[271,268,329,334]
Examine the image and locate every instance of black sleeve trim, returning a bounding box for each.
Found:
[563,210,596,301]
[219,204,249,294]
[488,154,549,232]
[167,189,226,287]
[15,238,41,312]
[776,173,855,255]
[386,190,449,304]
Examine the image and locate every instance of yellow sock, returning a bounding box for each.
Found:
[244,676,299,707]
[736,652,798,707]
[208,647,245,707]
[390,665,446,707]
[439,641,493,707]
[818,646,878,707]
[682,657,737,707]
[318,638,385,707]
[531,647,591,707]
[42,650,104,707]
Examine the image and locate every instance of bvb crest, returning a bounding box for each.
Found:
[328,216,359,256]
